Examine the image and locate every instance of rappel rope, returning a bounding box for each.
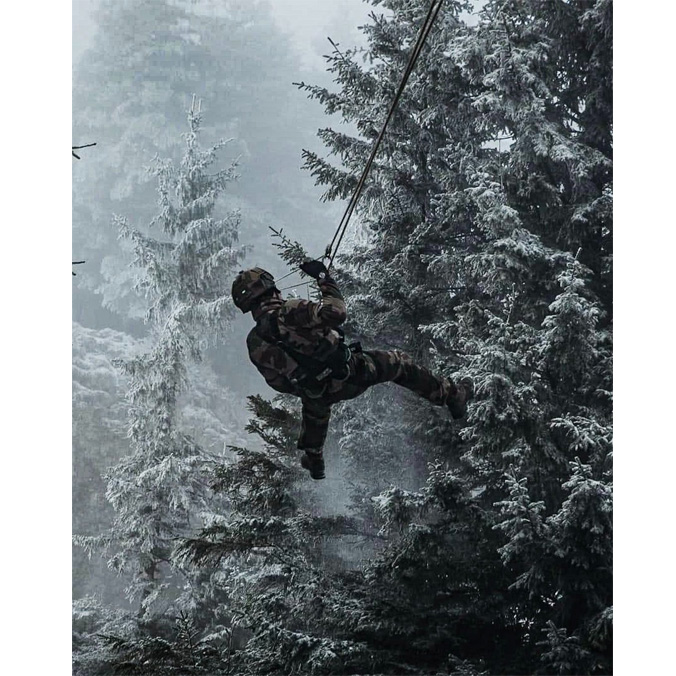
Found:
[326,0,444,269]
[275,0,445,286]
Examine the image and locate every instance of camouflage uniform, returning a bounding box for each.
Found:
[245,276,459,451]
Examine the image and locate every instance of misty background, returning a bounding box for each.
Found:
[72,0,375,604]
[73,0,372,68]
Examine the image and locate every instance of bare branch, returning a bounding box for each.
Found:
[72,142,97,159]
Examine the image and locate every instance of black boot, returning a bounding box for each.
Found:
[300,449,325,480]
[447,376,474,420]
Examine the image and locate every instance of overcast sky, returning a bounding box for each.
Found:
[73,0,374,70]
[269,0,373,68]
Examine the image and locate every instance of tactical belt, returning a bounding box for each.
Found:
[284,341,352,396]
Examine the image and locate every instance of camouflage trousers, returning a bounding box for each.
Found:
[298,349,455,451]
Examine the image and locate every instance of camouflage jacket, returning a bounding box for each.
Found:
[246,277,347,395]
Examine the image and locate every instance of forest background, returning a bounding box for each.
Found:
[0,0,672,675]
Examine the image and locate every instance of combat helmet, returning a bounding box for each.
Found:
[232,267,277,313]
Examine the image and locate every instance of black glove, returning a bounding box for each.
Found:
[299,259,329,281]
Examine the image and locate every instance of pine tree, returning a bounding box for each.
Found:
[449,4,613,669]
[72,0,328,323]
[72,323,140,604]
[176,394,376,675]
[72,323,248,605]
[295,1,612,673]
[74,103,246,619]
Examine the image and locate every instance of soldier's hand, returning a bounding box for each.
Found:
[299,259,329,281]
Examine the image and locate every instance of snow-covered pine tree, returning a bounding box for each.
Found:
[176,394,376,675]
[448,3,613,670]
[73,0,328,323]
[73,595,227,676]
[298,0,612,673]
[74,102,245,631]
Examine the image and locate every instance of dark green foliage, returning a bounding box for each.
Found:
[73,599,228,676]
[269,227,313,272]
[291,0,613,673]
[176,395,375,675]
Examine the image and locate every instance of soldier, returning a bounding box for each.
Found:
[232,262,473,480]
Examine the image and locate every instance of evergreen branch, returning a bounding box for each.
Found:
[327,36,350,67]
[293,81,347,114]
[268,226,310,269]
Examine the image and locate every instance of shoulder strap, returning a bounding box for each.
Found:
[255,313,318,367]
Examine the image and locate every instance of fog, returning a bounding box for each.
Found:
[74,0,372,69]
[72,0,375,604]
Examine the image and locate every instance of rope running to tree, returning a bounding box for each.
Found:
[326,0,445,268]
[275,0,445,284]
